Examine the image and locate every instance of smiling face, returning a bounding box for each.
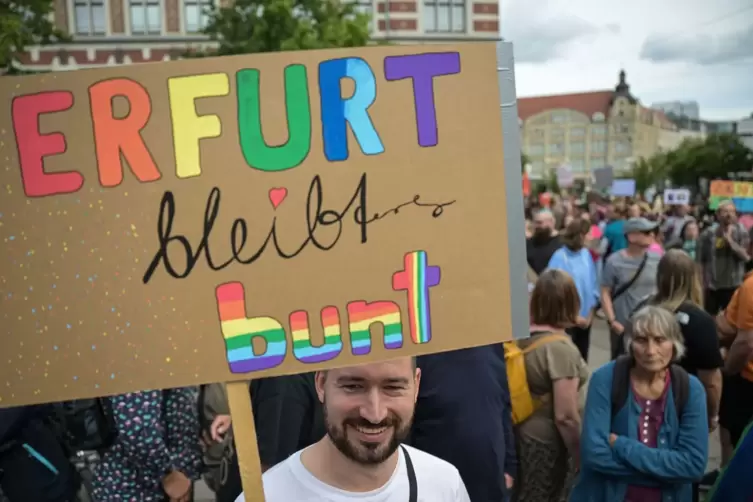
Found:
[316,358,420,465]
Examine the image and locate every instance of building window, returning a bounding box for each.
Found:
[613,123,629,134]
[423,0,466,33]
[550,127,565,140]
[570,127,585,138]
[590,141,607,153]
[551,111,569,123]
[527,144,544,155]
[130,0,161,34]
[591,125,606,136]
[185,0,213,33]
[570,159,585,172]
[529,128,545,140]
[615,141,631,155]
[570,142,585,154]
[549,142,564,155]
[74,0,106,35]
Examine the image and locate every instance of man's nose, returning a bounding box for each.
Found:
[359,389,388,423]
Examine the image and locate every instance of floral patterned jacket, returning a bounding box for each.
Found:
[91,388,203,501]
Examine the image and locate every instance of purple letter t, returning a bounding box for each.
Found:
[384,52,461,148]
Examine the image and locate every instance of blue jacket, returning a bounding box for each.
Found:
[569,361,708,502]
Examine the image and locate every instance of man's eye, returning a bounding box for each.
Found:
[342,384,362,391]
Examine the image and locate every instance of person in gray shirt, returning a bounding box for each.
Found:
[600,217,661,359]
[698,200,750,314]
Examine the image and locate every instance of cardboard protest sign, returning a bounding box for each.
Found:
[663,188,690,205]
[0,42,519,499]
[0,44,515,404]
[556,164,573,188]
[592,165,613,191]
[710,180,753,212]
[611,179,636,197]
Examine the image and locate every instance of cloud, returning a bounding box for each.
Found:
[504,17,620,63]
[640,23,753,65]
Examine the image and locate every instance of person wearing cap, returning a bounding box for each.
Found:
[600,217,661,359]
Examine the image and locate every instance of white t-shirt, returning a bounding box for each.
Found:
[235,444,470,502]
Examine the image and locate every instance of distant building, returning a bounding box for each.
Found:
[662,113,737,135]
[518,70,680,180]
[14,0,499,71]
[652,101,700,120]
[738,116,753,151]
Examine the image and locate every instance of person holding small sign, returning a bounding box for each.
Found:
[236,357,470,502]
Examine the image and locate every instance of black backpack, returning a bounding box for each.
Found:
[49,398,118,454]
[611,355,689,419]
[0,411,80,502]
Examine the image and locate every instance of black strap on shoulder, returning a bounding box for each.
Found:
[401,445,417,502]
[610,355,633,419]
[612,357,690,419]
[669,364,689,416]
[612,252,649,302]
[595,252,649,311]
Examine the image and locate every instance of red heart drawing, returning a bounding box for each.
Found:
[268,187,288,209]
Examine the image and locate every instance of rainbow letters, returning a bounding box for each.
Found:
[11,53,461,198]
[215,250,440,374]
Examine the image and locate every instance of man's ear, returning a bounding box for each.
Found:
[413,368,421,403]
[315,371,327,403]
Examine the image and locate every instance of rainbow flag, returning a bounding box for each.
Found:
[707,421,753,502]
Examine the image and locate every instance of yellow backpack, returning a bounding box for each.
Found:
[504,333,570,425]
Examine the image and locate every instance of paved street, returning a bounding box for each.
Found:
[194,319,722,501]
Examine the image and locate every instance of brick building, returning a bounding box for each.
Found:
[15,0,499,71]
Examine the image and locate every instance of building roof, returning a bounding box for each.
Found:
[517,90,615,121]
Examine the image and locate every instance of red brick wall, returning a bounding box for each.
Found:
[377,1,417,13]
[378,19,417,31]
[472,2,498,14]
[473,20,498,32]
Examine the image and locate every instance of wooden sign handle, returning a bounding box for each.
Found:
[226,381,265,501]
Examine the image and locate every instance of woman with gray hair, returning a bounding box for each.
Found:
[569,305,708,501]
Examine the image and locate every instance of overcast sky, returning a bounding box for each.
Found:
[500,0,753,121]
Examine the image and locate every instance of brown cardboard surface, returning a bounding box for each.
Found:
[0,42,510,407]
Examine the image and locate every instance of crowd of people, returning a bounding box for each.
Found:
[3,192,753,502]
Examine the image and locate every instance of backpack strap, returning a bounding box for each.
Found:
[611,357,690,419]
[521,333,571,354]
[610,355,633,418]
[669,364,690,417]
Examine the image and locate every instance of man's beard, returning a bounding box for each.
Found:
[531,227,553,245]
[323,400,412,466]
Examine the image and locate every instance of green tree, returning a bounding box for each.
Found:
[665,133,753,187]
[521,152,530,173]
[192,0,370,56]
[0,0,67,74]
[545,167,560,194]
[629,154,667,194]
